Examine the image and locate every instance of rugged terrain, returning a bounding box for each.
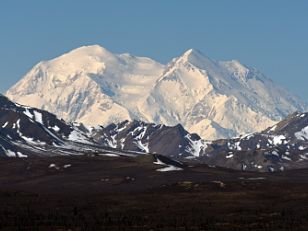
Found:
[1,95,308,230]
[1,94,308,172]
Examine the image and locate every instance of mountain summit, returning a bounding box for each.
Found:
[6,45,307,140]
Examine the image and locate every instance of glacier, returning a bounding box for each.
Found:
[6,45,307,140]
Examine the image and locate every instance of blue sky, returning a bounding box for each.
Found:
[0,0,307,100]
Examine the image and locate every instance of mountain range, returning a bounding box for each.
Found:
[6,45,307,140]
[1,94,308,172]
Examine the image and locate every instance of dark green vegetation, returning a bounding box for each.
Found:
[0,155,308,231]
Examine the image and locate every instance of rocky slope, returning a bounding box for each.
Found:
[0,95,201,163]
[199,112,308,172]
[90,112,308,172]
[1,94,308,172]
[90,120,207,158]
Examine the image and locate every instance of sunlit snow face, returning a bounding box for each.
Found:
[5,45,308,140]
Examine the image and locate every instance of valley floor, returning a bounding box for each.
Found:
[0,156,308,230]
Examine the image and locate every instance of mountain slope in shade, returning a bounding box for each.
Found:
[90,120,207,158]
[6,45,307,140]
[1,94,308,172]
[0,94,203,161]
[0,94,100,157]
[198,112,308,172]
[93,112,308,172]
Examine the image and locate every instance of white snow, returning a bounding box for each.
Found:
[299,154,308,160]
[16,119,21,129]
[23,108,33,118]
[6,45,307,140]
[185,134,207,157]
[272,135,286,145]
[241,133,254,140]
[153,158,166,165]
[2,122,8,128]
[106,134,117,148]
[295,126,308,141]
[226,153,234,159]
[154,157,183,172]
[229,140,245,151]
[100,153,119,157]
[68,130,92,144]
[48,163,60,170]
[298,146,305,151]
[6,150,16,157]
[51,125,60,132]
[268,167,275,172]
[63,164,71,168]
[282,155,291,161]
[33,111,43,124]
[116,124,127,132]
[135,126,147,140]
[135,140,149,153]
[21,135,34,143]
[268,125,277,132]
[17,152,27,158]
[156,165,183,172]
[120,138,126,149]
[271,151,279,157]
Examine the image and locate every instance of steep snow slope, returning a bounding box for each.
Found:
[6,45,164,126]
[143,49,307,139]
[6,45,307,139]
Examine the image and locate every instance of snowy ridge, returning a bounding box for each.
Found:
[89,120,208,158]
[0,95,99,157]
[6,45,307,140]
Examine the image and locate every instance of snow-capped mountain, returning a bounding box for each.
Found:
[6,45,164,127]
[6,45,307,140]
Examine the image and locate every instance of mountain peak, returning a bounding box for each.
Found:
[65,44,114,58]
[181,48,204,59]
[175,48,212,68]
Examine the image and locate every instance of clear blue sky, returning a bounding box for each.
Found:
[0,0,307,100]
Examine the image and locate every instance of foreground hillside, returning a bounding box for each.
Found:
[0,155,308,230]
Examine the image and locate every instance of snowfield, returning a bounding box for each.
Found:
[6,45,307,140]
